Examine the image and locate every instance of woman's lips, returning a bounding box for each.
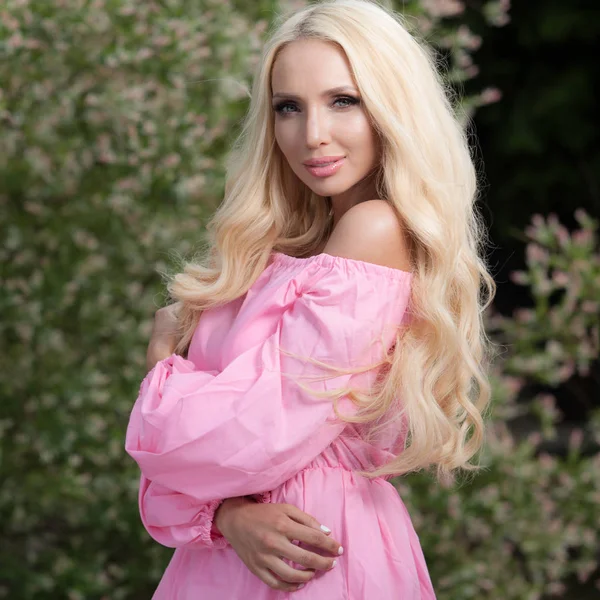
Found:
[304,158,345,178]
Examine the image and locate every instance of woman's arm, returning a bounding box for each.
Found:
[141,313,342,591]
[128,258,410,497]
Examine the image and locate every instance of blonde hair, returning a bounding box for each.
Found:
[169,0,496,481]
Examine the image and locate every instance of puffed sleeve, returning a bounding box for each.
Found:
[125,259,412,549]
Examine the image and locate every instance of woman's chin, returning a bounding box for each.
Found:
[302,179,349,197]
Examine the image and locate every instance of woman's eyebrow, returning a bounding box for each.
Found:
[272,85,359,100]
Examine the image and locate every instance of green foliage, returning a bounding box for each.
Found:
[390,0,510,116]
[3,1,597,599]
[394,210,600,599]
[396,375,600,599]
[492,210,599,387]
[0,1,266,597]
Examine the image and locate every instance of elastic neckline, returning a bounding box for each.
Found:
[271,252,413,281]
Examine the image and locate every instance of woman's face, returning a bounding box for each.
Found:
[271,39,379,206]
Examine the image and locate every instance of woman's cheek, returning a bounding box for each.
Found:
[275,126,297,161]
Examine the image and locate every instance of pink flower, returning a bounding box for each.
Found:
[551,271,570,287]
[480,87,502,105]
[572,229,593,246]
[421,0,465,18]
[568,428,584,452]
[510,270,528,285]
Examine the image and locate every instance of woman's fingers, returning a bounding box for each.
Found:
[283,503,329,531]
[278,536,338,571]
[263,555,316,584]
[285,523,342,560]
[282,504,343,555]
[257,567,307,592]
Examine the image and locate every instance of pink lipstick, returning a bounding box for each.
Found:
[303,156,345,178]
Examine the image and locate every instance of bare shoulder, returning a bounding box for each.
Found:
[323,200,412,272]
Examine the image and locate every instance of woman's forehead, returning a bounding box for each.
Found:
[271,40,354,94]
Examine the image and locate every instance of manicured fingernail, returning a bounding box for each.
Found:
[297,583,305,589]
[338,546,344,555]
[331,559,337,568]
[320,524,331,533]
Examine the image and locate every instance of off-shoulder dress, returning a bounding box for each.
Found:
[126,252,436,599]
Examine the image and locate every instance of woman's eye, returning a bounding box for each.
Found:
[333,96,359,108]
[273,96,359,115]
[274,102,296,114]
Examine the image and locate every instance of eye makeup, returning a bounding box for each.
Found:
[272,95,361,115]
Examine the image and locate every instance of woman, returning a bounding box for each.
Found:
[125,0,496,598]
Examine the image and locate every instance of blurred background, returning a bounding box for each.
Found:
[0,0,598,598]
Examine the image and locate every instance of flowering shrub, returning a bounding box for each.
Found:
[11,1,600,600]
[395,210,600,599]
[397,374,600,599]
[0,1,267,598]
[398,0,510,116]
[491,210,599,388]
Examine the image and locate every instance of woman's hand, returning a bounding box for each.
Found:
[146,303,182,371]
[215,497,342,592]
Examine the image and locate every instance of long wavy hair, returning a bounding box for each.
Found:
[168,0,497,481]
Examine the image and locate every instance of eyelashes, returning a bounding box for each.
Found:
[273,95,361,115]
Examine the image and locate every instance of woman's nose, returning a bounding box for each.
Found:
[305,108,331,148]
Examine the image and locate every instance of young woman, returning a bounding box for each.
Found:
[125,0,496,598]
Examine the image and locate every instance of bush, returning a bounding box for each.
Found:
[0,1,266,597]
[10,2,598,600]
[394,210,600,599]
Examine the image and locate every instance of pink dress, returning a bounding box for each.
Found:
[126,252,436,599]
